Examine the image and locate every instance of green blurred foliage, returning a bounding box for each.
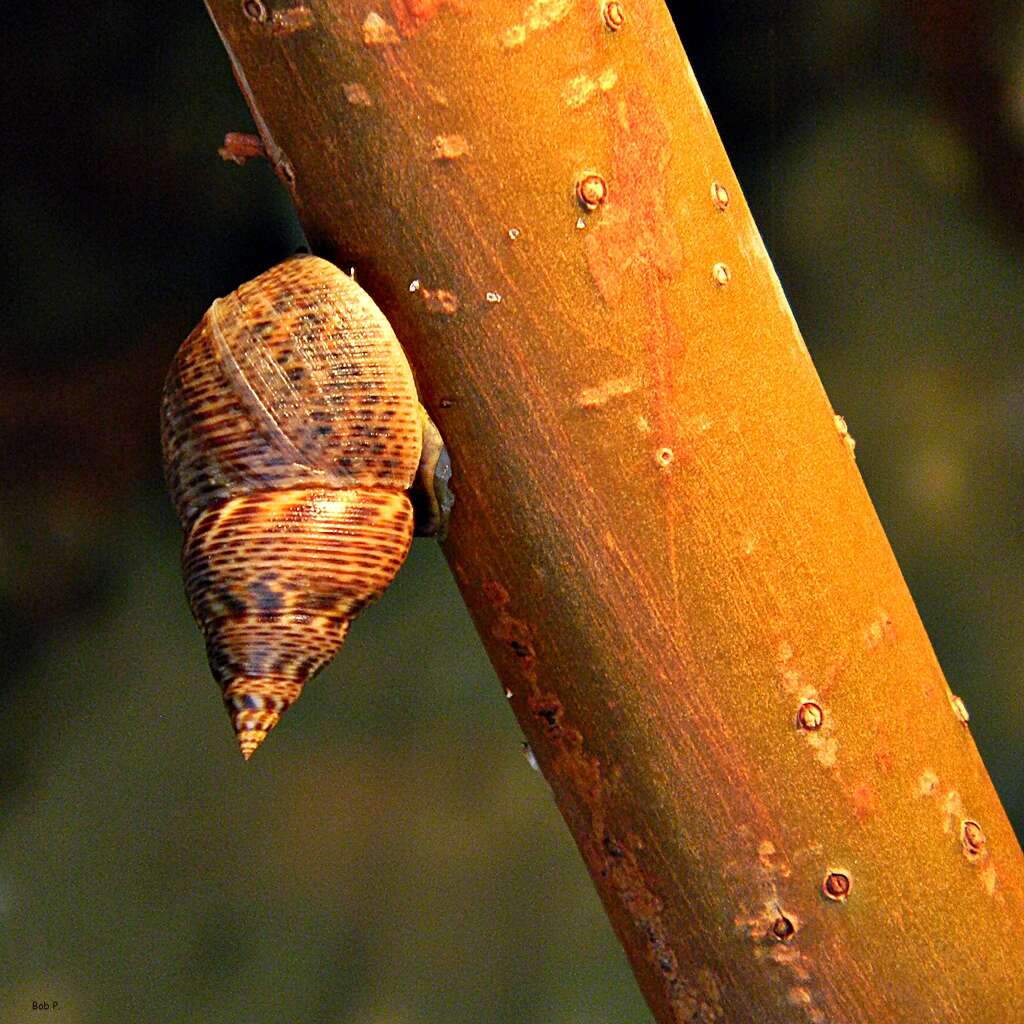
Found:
[1,2,1022,1022]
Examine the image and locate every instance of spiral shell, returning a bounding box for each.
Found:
[162,255,422,759]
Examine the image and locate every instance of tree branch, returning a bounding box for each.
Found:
[202,0,1024,1019]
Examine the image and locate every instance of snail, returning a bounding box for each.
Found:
[161,254,451,760]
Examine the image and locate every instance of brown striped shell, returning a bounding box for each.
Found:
[161,255,422,759]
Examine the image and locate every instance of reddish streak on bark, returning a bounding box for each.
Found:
[584,90,682,307]
[585,85,690,623]
[585,88,686,453]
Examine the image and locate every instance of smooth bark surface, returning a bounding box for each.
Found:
[203,1,1024,1019]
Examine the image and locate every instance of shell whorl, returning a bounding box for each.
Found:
[161,255,422,758]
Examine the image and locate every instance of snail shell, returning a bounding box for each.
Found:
[162,254,422,759]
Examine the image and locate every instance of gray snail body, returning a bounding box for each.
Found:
[161,253,450,759]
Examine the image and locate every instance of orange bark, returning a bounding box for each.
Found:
[203,1,1024,1019]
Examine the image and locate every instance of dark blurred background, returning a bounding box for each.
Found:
[1,2,1022,1021]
